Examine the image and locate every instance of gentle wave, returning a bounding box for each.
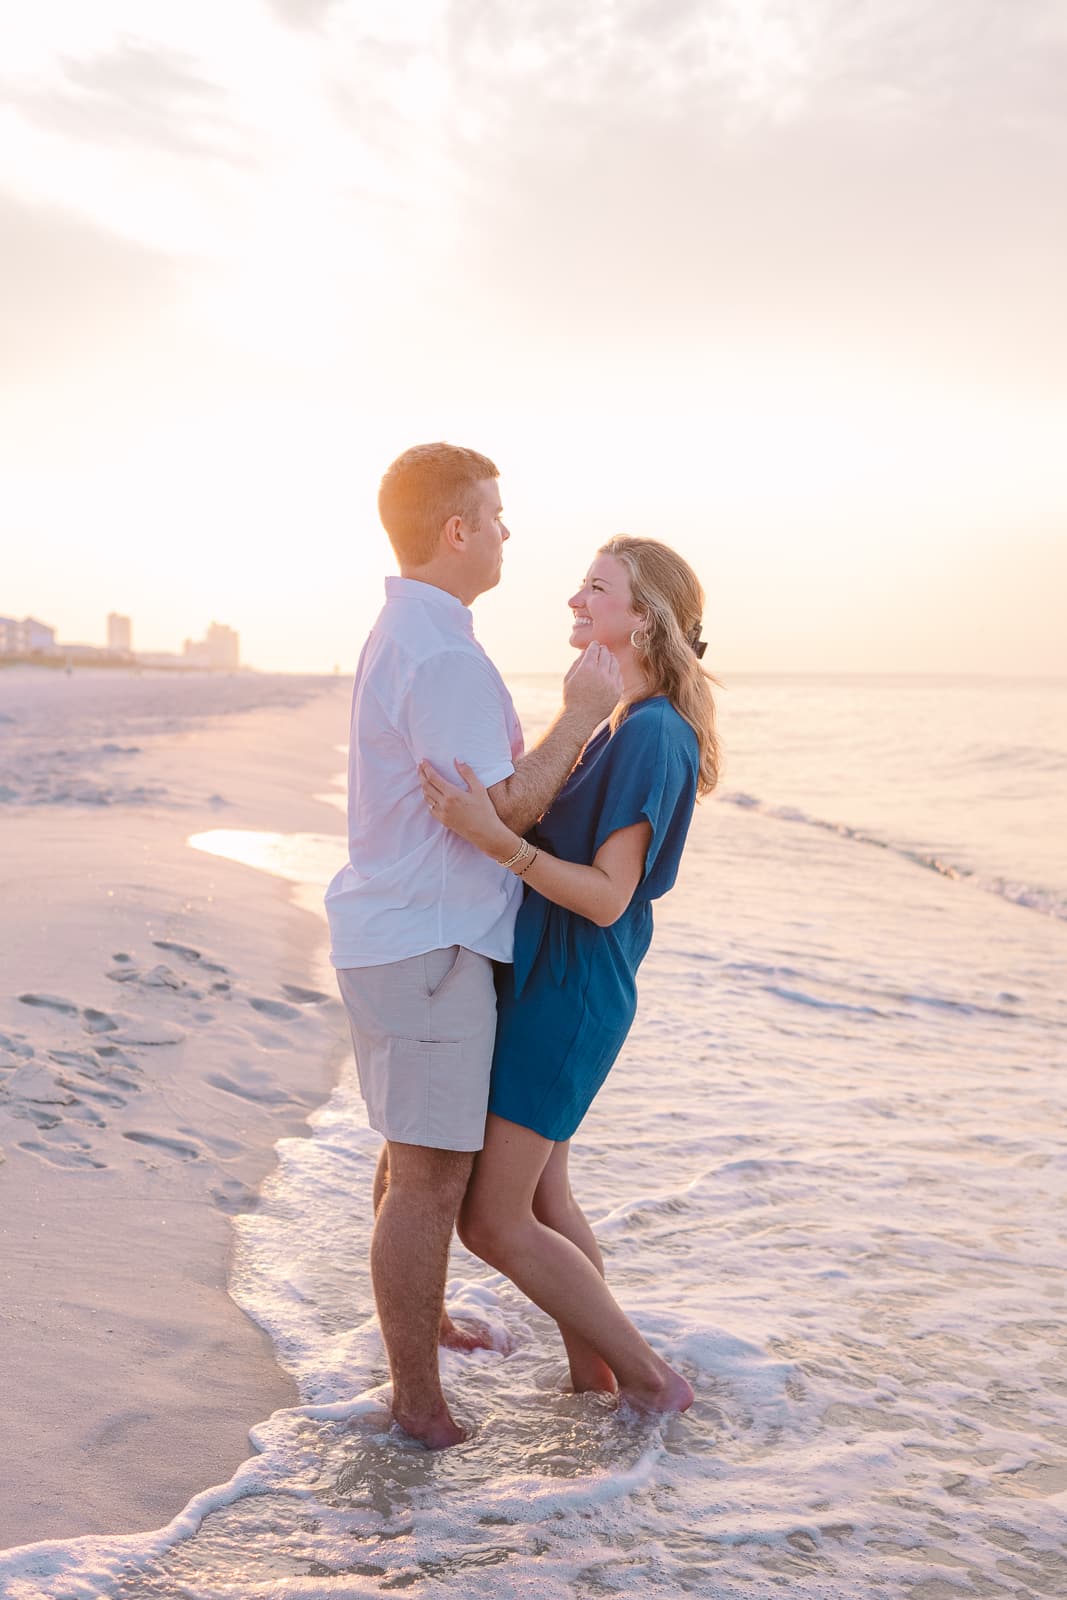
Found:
[719,789,1067,922]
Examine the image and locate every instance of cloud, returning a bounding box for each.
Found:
[2,38,252,166]
[398,0,1067,384]
[265,0,346,28]
[0,190,179,379]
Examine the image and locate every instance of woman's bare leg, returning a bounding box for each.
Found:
[532,1143,616,1393]
[459,1115,692,1415]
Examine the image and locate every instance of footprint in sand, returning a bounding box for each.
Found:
[248,997,303,1021]
[82,1008,119,1034]
[0,1030,35,1061]
[107,960,186,991]
[18,993,79,1015]
[110,1018,186,1047]
[68,1102,106,1128]
[210,1176,259,1214]
[122,1130,201,1161]
[206,1071,292,1107]
[87,1409,153,1450]
[180,1124,243,1160]
[73,1006,184,1046]
[49,1048,101,1070]
[17,1139,107,1170]
[280,984,331,1005]
[92,1044,141,1069]
[151,940,228,974]
[49,1048,142,1095]
[16,1105,63,1130]
[105,963,140,984]
[142,965,185,989]
[151,939,201,962]
[63,1078,127,1109]
[4,1062,80,1105]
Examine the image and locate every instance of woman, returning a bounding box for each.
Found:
[419,536,719,1414]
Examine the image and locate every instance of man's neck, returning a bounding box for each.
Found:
[397,564,476,606]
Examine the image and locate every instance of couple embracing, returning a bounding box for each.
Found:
[324,442,719,1448]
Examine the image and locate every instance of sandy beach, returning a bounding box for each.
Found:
[2,670,1065,1598]
[0,669,351,1550]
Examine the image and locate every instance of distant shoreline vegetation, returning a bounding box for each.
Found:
[0,653,256,674]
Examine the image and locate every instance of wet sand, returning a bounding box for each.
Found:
[0,676,351,1549]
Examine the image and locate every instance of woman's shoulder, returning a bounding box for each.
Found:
[613,696,698,763]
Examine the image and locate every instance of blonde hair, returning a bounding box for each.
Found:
[600,535,721,797]
[378,442,499,565]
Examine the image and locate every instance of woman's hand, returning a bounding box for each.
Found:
[418,759,516,858]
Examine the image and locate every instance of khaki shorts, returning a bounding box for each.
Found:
[335,946,497,1152]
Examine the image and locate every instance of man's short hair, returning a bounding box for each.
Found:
[378,442,499,566]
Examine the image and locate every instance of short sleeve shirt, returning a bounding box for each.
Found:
[325,578,524,968]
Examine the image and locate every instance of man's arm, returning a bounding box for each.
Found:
[487,644,622,834]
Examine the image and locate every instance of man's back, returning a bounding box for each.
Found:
[325,576,523,970]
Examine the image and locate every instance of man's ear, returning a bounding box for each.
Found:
[441,513,465,553]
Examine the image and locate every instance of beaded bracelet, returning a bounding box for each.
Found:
[513,846,539,878]
[497,840,529,870]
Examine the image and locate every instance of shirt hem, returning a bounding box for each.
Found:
[330,940,515,972]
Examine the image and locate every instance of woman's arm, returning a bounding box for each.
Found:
[418,758,651,928]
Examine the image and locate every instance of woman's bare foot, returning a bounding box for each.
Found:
[618,1362,694,1417]
[439,1313,494,1352]
[569,1356,618,1395]
[392,1402,471,1449]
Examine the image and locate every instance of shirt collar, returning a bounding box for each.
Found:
[384,577,474,635]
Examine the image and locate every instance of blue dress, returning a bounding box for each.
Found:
[489,695,700,1141]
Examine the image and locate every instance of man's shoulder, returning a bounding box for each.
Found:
[361,627,505,703]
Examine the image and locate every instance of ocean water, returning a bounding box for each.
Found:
[3,672,1066,1598]
[0,668,333,808]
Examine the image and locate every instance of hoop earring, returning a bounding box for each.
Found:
[629,628,645,651]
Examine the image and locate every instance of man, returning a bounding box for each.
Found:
[325,442,621,1448]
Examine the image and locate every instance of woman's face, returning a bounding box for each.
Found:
[568,554,644,652]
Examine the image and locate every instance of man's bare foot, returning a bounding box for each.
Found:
[439,1313,495,1353]
[392,1402,471,1449]
[618,1363,694,1417]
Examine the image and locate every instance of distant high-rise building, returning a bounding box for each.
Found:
[183,621,240,671]
[107,612,132,653]
[0,615,56,654]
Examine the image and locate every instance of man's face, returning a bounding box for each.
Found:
[462,478,510,595]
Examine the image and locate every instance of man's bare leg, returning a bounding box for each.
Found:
[370,1140,475,1447]
[372,1142,493,1353]
[532,1143,617,1394]
[372,1143,389,1213]
[459,1116,693,1416]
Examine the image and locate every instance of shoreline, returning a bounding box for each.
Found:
[0,677,352,1551]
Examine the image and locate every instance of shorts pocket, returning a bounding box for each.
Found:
[422,945,464,1001]
[377,1035,462,1146]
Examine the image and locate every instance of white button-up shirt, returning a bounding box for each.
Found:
[325,577,525,969]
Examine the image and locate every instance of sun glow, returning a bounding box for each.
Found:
[2,1,1065,676]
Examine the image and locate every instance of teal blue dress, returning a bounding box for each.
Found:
[489,696,700,1141]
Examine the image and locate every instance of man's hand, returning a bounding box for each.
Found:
[562,642,623,724]
[484,643,623,836]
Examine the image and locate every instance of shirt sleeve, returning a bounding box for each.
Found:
[591,708,698,889]
[401,650,517,789]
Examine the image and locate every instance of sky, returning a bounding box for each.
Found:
[2,0,1065,676]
